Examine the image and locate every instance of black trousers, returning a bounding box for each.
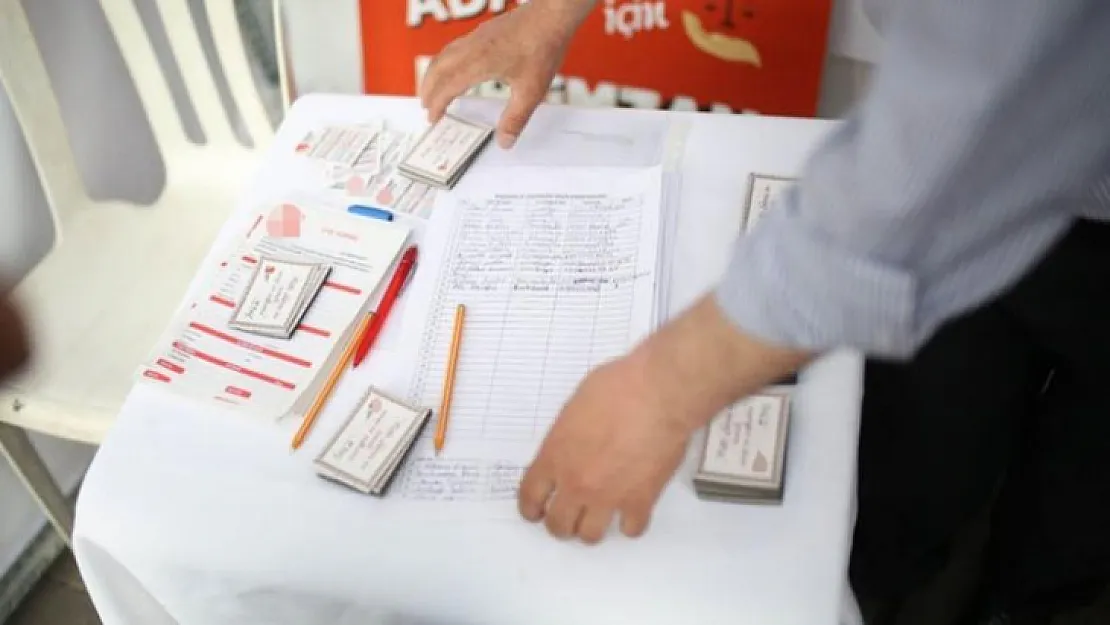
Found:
[849,219,1110,611]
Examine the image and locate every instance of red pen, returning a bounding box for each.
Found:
[352,246,418,368]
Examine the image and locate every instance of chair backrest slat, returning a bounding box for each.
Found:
[151,0,236,145]
[204,0,273,146]
[0,0,273,232]
[100,0,273,152]
[273,0,295,113]
[0,0,89,234]
[97,0,192,154]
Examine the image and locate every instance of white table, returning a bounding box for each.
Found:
[72,95,864,625]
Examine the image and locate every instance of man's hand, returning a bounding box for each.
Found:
[519,350,693,543]
[0,295,30,382]
[519,296,813,543]
[419,1,593,149]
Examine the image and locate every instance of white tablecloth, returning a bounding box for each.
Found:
[73,95,864,625]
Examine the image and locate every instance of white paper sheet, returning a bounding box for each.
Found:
[450,99,671,168]
[384,166,663,512]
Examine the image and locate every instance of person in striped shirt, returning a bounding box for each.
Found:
[426,1,1109,623]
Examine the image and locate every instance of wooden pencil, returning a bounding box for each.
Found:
[291,312,375,450]
[434,304,466,454]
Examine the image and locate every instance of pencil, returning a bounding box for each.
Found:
[291,312,375,450]
[434,304,466,454]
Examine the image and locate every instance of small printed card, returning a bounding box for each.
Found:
[229,257,330,339]
[300,118,443,219]
[743,173,796,234]
[694,392,791,504]
[295,124,378,168]
[314,388,432,496]
[397,113,493,189]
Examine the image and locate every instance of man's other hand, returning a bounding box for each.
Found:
[419,2,584,149]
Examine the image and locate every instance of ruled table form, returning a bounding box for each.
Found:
[394,167,663,504]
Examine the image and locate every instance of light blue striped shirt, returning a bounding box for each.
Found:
[715,0,1110,359]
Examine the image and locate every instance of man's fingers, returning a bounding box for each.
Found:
[619,495,656,538]
[576,507,615,545]
[422,54,490,124]
[496,82,545,149]
[418,39,467,109]
[544,492,585,539]
[518,462,556,522]
[422,65,474,123]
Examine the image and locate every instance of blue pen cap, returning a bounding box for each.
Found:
[348,205,394,221]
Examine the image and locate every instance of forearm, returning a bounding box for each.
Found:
[635,296,812,433]
[717,0,1110,359]
[632,1,1110,429]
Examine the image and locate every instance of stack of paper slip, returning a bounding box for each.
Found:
[228,258,331,339]
[396,113,493,189]
[314,387,432,496]
[137,199,411,422]
[694,392,792,504]
[296,120,441,218]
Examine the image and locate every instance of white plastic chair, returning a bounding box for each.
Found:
[0,0,292,544]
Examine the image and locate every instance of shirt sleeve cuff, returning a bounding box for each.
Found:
[712,206,920,360]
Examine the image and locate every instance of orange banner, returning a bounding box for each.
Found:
[361,0,832,117]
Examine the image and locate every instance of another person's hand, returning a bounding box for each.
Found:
[518,296,812,543]
[0,294,30,382]
[419,1,590,149]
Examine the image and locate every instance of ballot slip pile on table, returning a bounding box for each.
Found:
[296,119,441,218]
[694,392,792,504]
[228,257,331,339]
[314,387,433,496]
[136,199,411,422]
[397,114,494,190]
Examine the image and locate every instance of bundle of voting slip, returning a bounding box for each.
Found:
[293,113,493,218]
[136,198,411,422]
[313,387,432,496]
[694,392,792,504]
[396,113,493,189]
[228,257,331,339]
